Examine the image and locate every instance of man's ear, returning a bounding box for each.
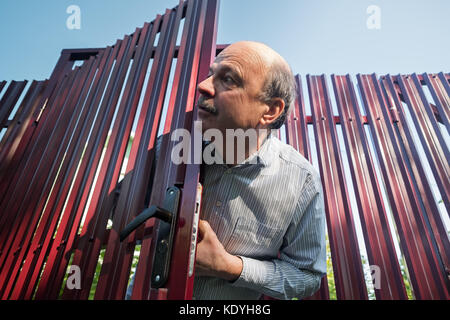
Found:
[260,98,285,127]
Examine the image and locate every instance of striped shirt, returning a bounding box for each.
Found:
[193,133,326,300]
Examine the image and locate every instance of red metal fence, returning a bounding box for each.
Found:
[0,0,448,300]
[0,0,219,300]
[288,74,450,300]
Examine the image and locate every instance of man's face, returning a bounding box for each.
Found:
[196,42,270,134]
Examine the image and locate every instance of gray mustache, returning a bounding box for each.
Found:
[197,96,218,115]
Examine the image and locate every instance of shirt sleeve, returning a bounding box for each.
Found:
[231,171,327,300]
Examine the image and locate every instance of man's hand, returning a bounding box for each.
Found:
[195,220,243,282]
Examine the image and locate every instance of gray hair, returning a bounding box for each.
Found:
[258,63,297,129]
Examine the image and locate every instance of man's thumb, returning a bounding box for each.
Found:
[198,219,210,239]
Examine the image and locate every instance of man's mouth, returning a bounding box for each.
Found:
[197,102,218,115]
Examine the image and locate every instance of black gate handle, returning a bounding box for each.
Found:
[118,186,181,288]
[119,205,172,242]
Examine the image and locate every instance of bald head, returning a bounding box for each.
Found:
[219,41,289,73]
[219,41,296,129]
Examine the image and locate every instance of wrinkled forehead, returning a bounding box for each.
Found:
[213,43,272,82]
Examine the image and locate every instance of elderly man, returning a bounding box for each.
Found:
[126,41,326,300]
[192,41,326,300]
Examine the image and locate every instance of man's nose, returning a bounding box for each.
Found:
[197,76,215,98]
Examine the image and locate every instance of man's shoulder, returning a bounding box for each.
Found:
[271,137,322,190]
[272,137,316,172]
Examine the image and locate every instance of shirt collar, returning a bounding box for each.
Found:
[203,130,279,169]
[238,131,279,168]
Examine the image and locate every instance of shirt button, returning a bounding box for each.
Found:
[216,201,222,207]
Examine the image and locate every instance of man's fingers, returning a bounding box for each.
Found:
[198,219,210,237]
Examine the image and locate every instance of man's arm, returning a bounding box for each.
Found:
[195,172,327,300]
[232,179,326,300]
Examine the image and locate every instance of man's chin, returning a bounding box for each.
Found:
[195,118,219,136]
[197,109,214,123]
[199,122,214,134]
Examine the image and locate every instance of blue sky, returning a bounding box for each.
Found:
[0,0,449,81]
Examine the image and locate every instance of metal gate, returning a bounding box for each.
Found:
[0,0,219,300]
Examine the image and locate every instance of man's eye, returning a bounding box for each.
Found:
[223,75,234,85]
